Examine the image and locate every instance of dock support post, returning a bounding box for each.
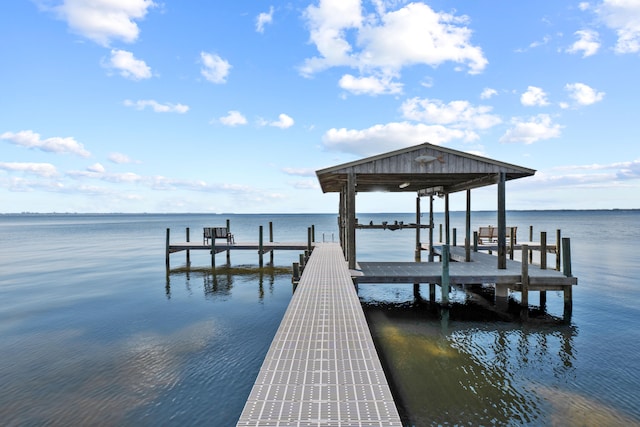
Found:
[429,283,436,302]
[521,245,529,320]
[211,234,216,268]
[509,227,515,260]
[497,172,507,269]
[186,227,190,265]
[441,244,450,305]
[165,228,170,270]
[466,189,471,261]
[562,237,573,319]
[415,196,421,261]
[452,228,457,247]
[439,223,442,245]
[346,172,357,269]
[529,226,534,263]
[269,222,274,265]
[226,219,231,264]
[292,262,300,286]
[259,225,264,267]
[473,231,478,252]
[556,229,562,271]
[445,194,450,245]
[428,196,434,262]
[413,283,421,301]
[307,227,312,254]
[540,232,547,270]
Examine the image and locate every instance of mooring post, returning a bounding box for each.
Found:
[292,262,300,283]
[439,223,443,244]
[452,228,457,247]
[529,225,534,263]
[429,283,436,302]
[473,231,478,252]
[226,219,231,264]
[540,232,547,270]
[562,237,573,319]
[299,253,305,274]
[165,228,170,270]
[311,225,315,242]
[509,227,515,260]
[269,221,274,265]
[441,244,450,305]
[521,245,529,320]
[556,229,562,271]
[186,227,190,266]
[211,233,216,269]
[259,225,264,267]
[307,227,312,254]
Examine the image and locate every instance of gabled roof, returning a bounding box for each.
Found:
[316,142,535,194]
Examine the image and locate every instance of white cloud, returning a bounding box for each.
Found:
[300,2,487,77]
[1,130,91,157]
[219,110,248,127]
[521,86,550,107]
[123,99,189,113]
[565,82,605,106]
[256,6,274,33]
[401,98,502,130]
[338,73,403,95]
[480,88,497,99]
[108,152,136,164]
[500,114,562,144]
[596,0,640,53]
[0,162,58,177]
[291,179,320,190]
[322,121,473,156]
[200,52,231,84]
[266,114,295,129]
[87,163,105,173]
[566,29,601,57]
[51,0,156,46]
[282,167,316,177]
[106,49,152,80]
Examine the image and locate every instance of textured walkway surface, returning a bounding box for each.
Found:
[237,243,402,427]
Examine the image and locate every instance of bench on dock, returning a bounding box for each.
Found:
[203,227,234,245]
[478,226,517,244]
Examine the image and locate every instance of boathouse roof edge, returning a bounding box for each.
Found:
[316,142,536,194]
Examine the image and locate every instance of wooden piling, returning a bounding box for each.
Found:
[186,227,190,265]
[259,225,264,267]
[529,225,533,263]
[307,227,312,254]
[452,228,457,247]
[441,244,450,305]
[165,228,170,270]
[211,233,216,268]
[473,231,478,252]
[521,245,529,320]
[269,222,274,265]
[509,227,515,260]
[556,229,562,271]
[540,231,547,270]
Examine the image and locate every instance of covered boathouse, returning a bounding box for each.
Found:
[316,141,536,270]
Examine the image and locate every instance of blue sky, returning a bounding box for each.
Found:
[1,0,639,213]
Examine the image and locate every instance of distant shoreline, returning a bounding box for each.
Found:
[2,208,638,216]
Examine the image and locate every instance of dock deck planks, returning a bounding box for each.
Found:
[237,243,402,427]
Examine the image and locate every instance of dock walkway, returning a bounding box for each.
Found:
[237,243,402,427]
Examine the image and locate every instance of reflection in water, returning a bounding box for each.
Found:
[165,264,291,301]
[363,301,621,426]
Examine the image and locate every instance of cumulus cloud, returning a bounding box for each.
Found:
[480,88,498,99]
[0,162,58,177]
[322,121,472,156]
[596,0,640,53]
[1,130,91,157]
[565,82,605,106]
[200,52,231,84]
[105,49,152,80]
[300,1,487,80]
[219,110,248,126]
[108,152,137,164]
[87,163,105,173]
[50,0,156,47]
[339,73,403,95]
[566,29,601,57]
[256,6,274,33]
[521,86,550,107]
[123,99,189,113]
[401,98,502,130]
[500,114,562,144]
[263,114,294,129]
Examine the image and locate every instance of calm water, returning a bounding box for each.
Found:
[1,211,639,426]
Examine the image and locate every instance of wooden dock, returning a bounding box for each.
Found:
[237,243,402,427]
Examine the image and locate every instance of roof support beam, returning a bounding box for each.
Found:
[346,172,357,269]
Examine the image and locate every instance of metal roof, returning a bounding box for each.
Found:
[316,142,536,194]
